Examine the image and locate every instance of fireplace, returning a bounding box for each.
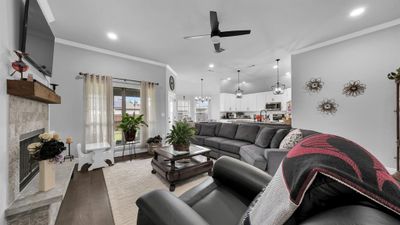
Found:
[19,128,45,191]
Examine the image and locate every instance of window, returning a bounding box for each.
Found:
[113,86,141,146]
[195,100,209,122]
[177,98,191,121]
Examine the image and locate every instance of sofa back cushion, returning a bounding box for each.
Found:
[194,123,202,135]
[255,127,277,148]
[234,125,260,143]
[199,124,216,137]
[218,123,238,139]
[270,128,290,148]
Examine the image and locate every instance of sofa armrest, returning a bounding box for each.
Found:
[136,190,210,225]
[213,156,272,200]
[265,149,290,176]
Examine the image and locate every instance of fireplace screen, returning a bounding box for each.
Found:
[19,128,45,191]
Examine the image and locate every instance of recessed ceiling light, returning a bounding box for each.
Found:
[107,32,118,40]
[209,64,215,68]
[273,65,278,69]
[286,72,291,76]
[226,77,231,81]
[350,7,365,17]
[242,81,246,84]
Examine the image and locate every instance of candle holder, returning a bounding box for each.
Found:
[64,137,74,162]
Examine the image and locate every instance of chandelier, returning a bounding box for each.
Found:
[271,59,286,95]
[235,69,243,98]
[195,78,211,102]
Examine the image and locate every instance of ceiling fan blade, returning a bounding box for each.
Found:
[213,43,225,53]
[219,30,251,37]
[183,34,210,40]
[210,11,219,33]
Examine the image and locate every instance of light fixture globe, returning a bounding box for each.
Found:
[271,59,286,95]
[235,69,244,98]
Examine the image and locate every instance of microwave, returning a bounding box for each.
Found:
[265,102,281,111]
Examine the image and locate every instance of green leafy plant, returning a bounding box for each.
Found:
[166,121,195,151]
[118,114,148,141]
[387,67,400,82]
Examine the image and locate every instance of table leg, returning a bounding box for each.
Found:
[169,183,176,192]
[88,150,109,171]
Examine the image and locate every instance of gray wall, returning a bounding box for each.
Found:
[0,0,22,224]
[292,25,400,168]
[50,43,168,155]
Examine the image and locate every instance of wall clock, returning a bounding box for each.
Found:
[169,76,175,91]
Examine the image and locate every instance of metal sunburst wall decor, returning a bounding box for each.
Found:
[317,99,338,115]
[305,78,324,93]
[342,80,366,97]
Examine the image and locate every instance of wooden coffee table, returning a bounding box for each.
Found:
[151,145,213,191]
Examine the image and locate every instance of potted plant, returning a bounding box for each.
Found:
[165,121,196,151]
[146,135,163,155]
[118,113,148,142]
[27,132,66,191]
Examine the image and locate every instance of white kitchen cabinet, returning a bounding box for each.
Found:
[256,92,267,111]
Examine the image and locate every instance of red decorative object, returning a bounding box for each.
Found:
[10,50,29,79]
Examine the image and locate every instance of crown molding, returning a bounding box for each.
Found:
[55,38,167,67]
[37,0,55,23]
[166,65,179,77]
[292,18,400,55]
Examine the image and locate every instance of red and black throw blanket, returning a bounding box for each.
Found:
[242,134,400,225]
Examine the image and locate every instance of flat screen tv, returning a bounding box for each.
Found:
[21,0,55,77]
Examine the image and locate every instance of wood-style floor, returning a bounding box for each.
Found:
[55,153,151,225]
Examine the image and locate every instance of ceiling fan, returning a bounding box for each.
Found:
[184,11,251,53]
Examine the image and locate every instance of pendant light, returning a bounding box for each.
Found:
[271,59,286,95]
[235,69,243,98]
[195,78,211,102]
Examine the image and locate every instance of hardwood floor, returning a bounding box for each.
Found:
[55,153,151,225]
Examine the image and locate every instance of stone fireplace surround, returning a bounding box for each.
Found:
[8,95,48,204]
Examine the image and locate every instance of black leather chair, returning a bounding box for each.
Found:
[136,157,400,225]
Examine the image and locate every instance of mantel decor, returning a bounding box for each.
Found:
[342,80,366,97]
[317,99,338,115]
[305,78,324,93]
[387,67,400,173]
[27,132,66,191]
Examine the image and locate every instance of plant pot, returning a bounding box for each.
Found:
[39,159,55,192]
[173,144,190,152]
[124,130,137,142]
[147,143,162,155]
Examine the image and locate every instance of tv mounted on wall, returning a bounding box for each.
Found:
[20,0,55,77]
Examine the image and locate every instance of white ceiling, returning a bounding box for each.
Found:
[48,0,400,94]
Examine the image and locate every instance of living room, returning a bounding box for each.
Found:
[1,0,400,225]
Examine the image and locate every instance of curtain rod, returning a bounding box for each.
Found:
[77,72,159,85]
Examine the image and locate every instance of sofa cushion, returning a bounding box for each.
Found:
[279,128,303,149]
[199,124,216,137]
[270,128,290,148]
[204,137,229,149]
[240,145,267,170]
[191,135,208,145]
[214,123,222,136]
[219,140,251,155]
[255,127,277,148]
[194,123,202,135]
[234,125,260,143]
[217,123,238,139]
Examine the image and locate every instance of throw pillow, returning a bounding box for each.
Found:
[234,125,260,143]
[255,127,277,148]
[218,123,238,139]
[270,129,290,148]
[279,129,303,149]
[199,124,216,137]
[194,123,201,135]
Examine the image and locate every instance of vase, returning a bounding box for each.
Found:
[124,130,137,142]
[147,143,162,155]
[39,159,55,192]
[173,144,190,152]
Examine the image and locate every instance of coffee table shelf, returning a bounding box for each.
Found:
[151,145,213,191]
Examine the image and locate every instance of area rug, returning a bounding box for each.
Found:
[102,158,208,225]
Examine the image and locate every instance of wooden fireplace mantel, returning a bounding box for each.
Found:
[7,80,61,104]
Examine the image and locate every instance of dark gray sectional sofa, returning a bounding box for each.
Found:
[192,122,293,175]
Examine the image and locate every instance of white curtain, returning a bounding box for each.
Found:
[140,82,157,146]
[84,75,113,145]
